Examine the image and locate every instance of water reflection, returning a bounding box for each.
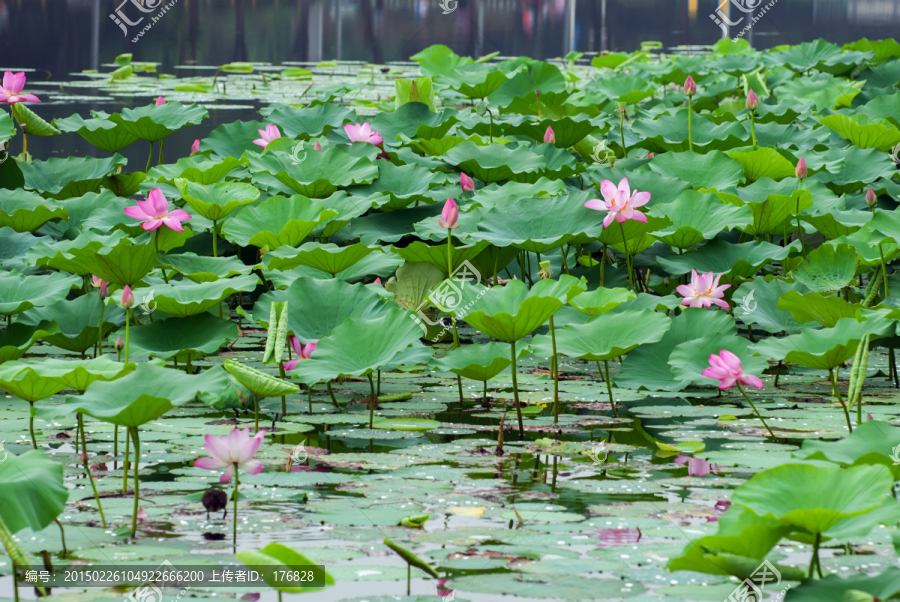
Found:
[2,0,900,75]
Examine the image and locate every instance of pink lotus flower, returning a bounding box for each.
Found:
[866,187,876,207]
[121,285,135,309]
[124,188,192,232]
[284,336,318,371]
[702,349,764,390]
[460,172,475,193]
[252,124,281,149]
[674,455,717,477]
[795,157,807,179]
[344,122,384,146]
[91,275,109,299]
[544,125,556,144]
[676,269,730,309]
[646,152,654,159]
[191,139,200,153]
[0,71,40,105]
[194,427,266,483]
[439,198,459,229]
[137,507,149,521]
[155,96,166,106]
[597,528,641,546]
[745,89,758,111]
[314,140,322,152]
[683,75,696,97]
[583,177,650,229]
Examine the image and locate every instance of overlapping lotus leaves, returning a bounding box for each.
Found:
[315,191,385,238]
[768,39,873,74]
[0,228,38,270]
[647,150,745,191]
[175,179,259,222]
[0,321,58,364]
[652,190,752,248]
[792,243,858,292]
[568,288,635,315]
[264,242,380,275]
[751,316,891,370]
[261,102,355,138]
[668,332,768,387]
[127,314,238,362]
[0,272,79,316]
[794,420,900,479]
[12,356,134,392]
[11,103,59,137]
[0,188,67,233]
[809,147,896,194]
[292,309,423,383]
[224,360,299,398]
[785,570,900,602]
[18,155,126,199]
[498,115,595,149]
[436,65,509,99]
[433,341,525,382]
[819,113,900,151]
[144,274,259,317]
[391,240,490,277]
[72,239,158,286]
[17,294,126,353]
[46,363,232,426]
[633,111,748,154]
[0,361,68,402]
[53,113,140,153]
[0,450,68,535]
[532,309,670,362]
[352,162,448,211]
[236,543,334,594]
[450,276,586,342]
[370,103,460,142]
[202,120,269,159]
[442,142,545,183]
[245,146,378,198]
[657,239,799,282]
[384,262,444,314]
[0,111,14,144]
[108,102,209,142]
[150,156,243,187]
[25,231,127,276]
[776,290,859,328]
[163,253,253,283]
[221,195,338,250]
[726,188,813,237]
[588,75,655,105]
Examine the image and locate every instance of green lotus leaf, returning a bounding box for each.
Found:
[11,102,59,137]
[236,542,334,594]
[470,192,603,253]
[149,155,243,186]
[373,418,440,431]
[10,356,135,393]
[810,147,896,194]
[26,231,127,276]
[589,75,654,105]
[72,238,158,286]
[845,37,900,62]
[731,463,891,536]
[0,228,38,270]
[617,308,736,391]
[865,207,900,247]
[569,288,635,316]
[728,188,813,237]
[0,111,14,144]
[42,190,130,236]
[202,120,269,159]
[0,362,68,402]
[352,162,447,211]
[262,102,355,138]
[632,110,748,154]
[53,113,140,153]
[224,360,300,398]
[597,214,670,255]
[0,321,58,364]
[0,450,67,534]
[145,274,259,317]
[222,195,337,250]
[175,179,259,222]
[647,150,745,191]
[19,155,125,199]
[292,309,424,383]
[792,243,858,292]
[0,188,68,233]
[819,113,900,151]
[653,190,752,249]
[163,253,253,283]
[264,242,380,275]
[437,64,508,99]
[434,341,526,382]
[727,146,797,182]
[858,90,900,127]
[499,115,596,149]
[778,290,860,327]
[0,272,78,316]
[532,309,670,362]
[668,332,769,387]
[769,39,871,74]
[751,316,891,370]
[795,420,900,480]
[17,294,126,354]
[451,276,586,342]
[443,142,544,183]
[395,77,437,111]
[128,313,239,362]
[383,538,439,579]
[108,102,209,143]
[657,238,798,282]
[384,262,445,313]
[317,191,383,238]
[391,241,490,277]
[369,103,460,141]
[245,146,378,198]
[731,277,806,334]
[784,569,900,602]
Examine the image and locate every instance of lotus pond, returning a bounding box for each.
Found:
[2,38,900,602]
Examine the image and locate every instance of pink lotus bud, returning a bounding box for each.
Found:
[535,89,541,99]
[866,187,877,207]
[460,172,475,192]
[683,76,696,97]
[374,277,382,285]
[155,96,165,106]
[746,89,758,111]
[314,140,322,152]
[795,157,807,180]
[543,126,556,144]
[121,284,135,309]
[438,198,459,230]
[100,282,109,299]
[191,139,200,153]
[646,152,654,159]
[115,335,124,351]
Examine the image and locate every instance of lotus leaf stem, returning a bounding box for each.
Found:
[146,141,154,173]
[367,372,377,429]
[79,413,107,528]
[27,402,37,449]
[233,467,239,549]
[603,360,617,417]
[549,315,559,424]
[123,427,130,493]
[130,427,141,537]
[253,393,259,433]
[510,340,524,441]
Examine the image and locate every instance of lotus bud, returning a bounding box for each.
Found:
[683,75,696,97]
[374,277,382,285]
[544,125,556,144]
[155,96,165,106]
[866,187,877,207]
[115,335,124,351]
[646,152,654,159]
[795,157,807,179]
[535,89,541,100]
[538,260,552,280]
[121,284,135,309]
[100,282,109,299]
[191,139,200,153]
[460,172,475,192]
[745,89,759,111]
[474,100,488,116]
[314,140,322,152]
[438,198,459,230]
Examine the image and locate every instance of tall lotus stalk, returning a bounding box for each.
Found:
[129,426,141,537]
[538,261,560,423]
[684,76,696,152]
[78,414,107,528]
[746,89,758,147]
[617,103,627,157]
[795,158,808,259]
[91,276,109,358]
[868,187,890,298]
[194,428,266,549]
[121,285,135,363]
[439,198,465,410]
